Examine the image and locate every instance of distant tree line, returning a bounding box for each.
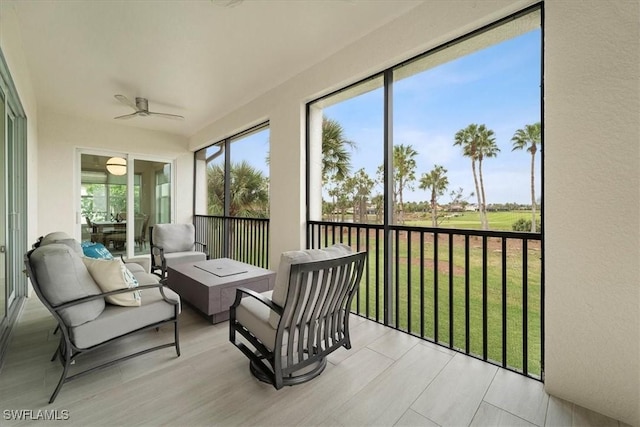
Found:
[321,117,541,232]
[204,116,541,233]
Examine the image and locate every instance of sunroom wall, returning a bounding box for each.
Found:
[37,109,193,238]
[0,3,39,246]
[544,1,639,425]
[190,1,639,425]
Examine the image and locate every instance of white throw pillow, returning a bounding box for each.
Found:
[82,257,141,307]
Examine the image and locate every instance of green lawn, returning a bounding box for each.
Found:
[406,210,541,231]
[325,225,542,378]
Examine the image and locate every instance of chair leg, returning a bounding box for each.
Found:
[174,320,181,357]
[50,336,64,362]
[50,345,59,362]
[49,346,73,404]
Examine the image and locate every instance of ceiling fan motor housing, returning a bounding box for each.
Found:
[135,97,149,114]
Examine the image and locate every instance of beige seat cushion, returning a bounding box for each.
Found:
[235,290,277,351]
[70,287,180,349]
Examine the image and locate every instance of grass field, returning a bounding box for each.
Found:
[314,221,543,378]
[406,210,542,231]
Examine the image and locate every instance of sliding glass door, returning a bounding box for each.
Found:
[0,53,28,358]
[0,90,5,325]
[79,152,172,258]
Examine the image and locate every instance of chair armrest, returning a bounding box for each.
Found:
[150,244,166,276]
[52,282,178,311]
[151,243,165,257]
[231,287,283,316]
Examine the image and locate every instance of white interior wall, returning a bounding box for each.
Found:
[38,110,192,237]
[190,1,639,425]
[0,2,39,245]
[544,1,640,425]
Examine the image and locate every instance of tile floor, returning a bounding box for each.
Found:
[0,297,630,426]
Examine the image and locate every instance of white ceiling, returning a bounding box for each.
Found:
[8,0,424,137]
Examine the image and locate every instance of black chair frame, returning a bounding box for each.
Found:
[229,251,366,389]
[24,250,181,404]
[149,225,209,278]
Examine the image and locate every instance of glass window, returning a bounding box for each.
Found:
[308,76,384,224]
[307,9,541,232]
[195,123,270,218]
[393,10,541,230]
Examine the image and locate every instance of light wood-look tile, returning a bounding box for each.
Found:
[544,396,574,427]
[470,402,537,427]
[366,327,423,360]
[334,344,452,426]
[484,368,549,426]
[0,297,629,427]
[394,409,440,426]
[411,353,498,427]
[327,318,391,365]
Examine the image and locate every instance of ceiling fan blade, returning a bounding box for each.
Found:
[114,94,139,111]
[148,111,185,121]
[114,112,139,120]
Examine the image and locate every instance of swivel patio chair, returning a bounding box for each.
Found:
[230,244,366,389]
[150,223,209,278]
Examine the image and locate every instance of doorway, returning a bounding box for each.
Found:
[79,152,173,258]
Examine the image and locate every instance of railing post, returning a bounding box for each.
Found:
[383,69,394,327]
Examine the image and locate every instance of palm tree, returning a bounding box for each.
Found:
[321,117,356,221]
[511,122,541,232]
[207,161,269,218]
[419,165,449,227]
[322,117,355,183]
[454,123,499,230]
[392,144,418,224]
[343,168,374,223]
[476,126,499,229]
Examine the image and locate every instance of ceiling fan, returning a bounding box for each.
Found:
[114,95,184,120]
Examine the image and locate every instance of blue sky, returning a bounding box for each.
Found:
[323,29,541,205]
[219,28,541,205]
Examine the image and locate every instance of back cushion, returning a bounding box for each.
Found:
[40,231,83,255]
[30,244,105,326]
[268,244,352,328]
[153,223,196,253]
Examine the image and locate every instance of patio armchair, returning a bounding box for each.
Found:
[150,223,209,278]
[229,244,366,389]
[135,215,150,249]
[24,232,181,403]
[85,216,104,245]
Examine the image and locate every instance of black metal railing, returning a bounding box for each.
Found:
[194,215,270,269]
[307,220,543,380]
